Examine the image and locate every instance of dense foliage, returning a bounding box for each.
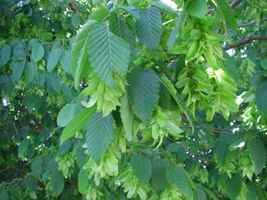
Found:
[0,0,267,199]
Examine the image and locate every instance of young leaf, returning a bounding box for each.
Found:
[50,171,64,197]
[160,75,194,134]
[88,23,131,86]
[136,6,162,49]
[226,173,242,200]
[248,138,266,174]
[0,44,11,67]
[47,48,62,72]
[186,0,208,18]
[215,0,237,30]
[60,107,95,144]
[130,153,152,185]
[120,93,134,141]
[86,112,113,161]
[166,167,193,197]
[71,20,97,89]
[78,168,89,194]
[128,68,160,123]
[31,40,44,62]
[57,103,83,127]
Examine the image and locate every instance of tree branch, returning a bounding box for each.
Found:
[208,0,243,15]
[68,2,79,12]
[224,36,267,50]
[238,18,267,28]
[230,0,243,8]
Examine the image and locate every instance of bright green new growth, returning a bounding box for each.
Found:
[1,0,267,199]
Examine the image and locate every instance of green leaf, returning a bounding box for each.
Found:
[120,93,134,141]
[247,184,258,200]
[122,6,140,19]
[151,159,168,191]
[24,62,36,84]
[136,6,162,49]
[160,75,194,134]
[128,68,160,123]
[167,15,180,50]
[0,191,8,200]
[204,187,219,200]
[226,173,242,200]
[86,112,113,161]
[0,44,11,67]
[71,20,96,89]
[260,59,267,70]
[45,74,62,92]
[12,60,26,81]
[215,0,237,30]
[186,0,208,18]
[89,7,109,22]
[57,103,83,127]
[58,140,71,155]
[88,23,131,86]
[31,40,44,62]
[12,44,25,61]
[60,50,72,74]
[215,140,228,165]
[71,14,81,27]
[109,12,135,46]
[31,157,43,177]
[18,140,28,157]
[166,167,193,197]
[130,153,152,185]
[256,80,267,117]
[47,47,62,72]
[76,145,88,168]
[248,138,266,174]
[223,52,239,82]
[195,184,207,200]
[60,107,95,144]
[78,168,89,194]
[50,171,64,197]
[151,0,178,14]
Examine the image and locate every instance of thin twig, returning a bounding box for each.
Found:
[238,18,267,28]
[180,125,235,135]
[207,0,243,15]
[163,19,174,26]
[239,74,267,77]
[167,137,215,164]
[224,36,267,50]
